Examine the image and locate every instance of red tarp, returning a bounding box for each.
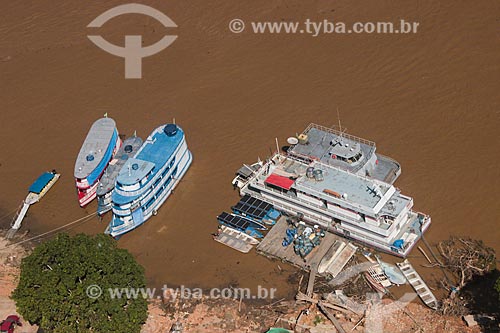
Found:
[265,174,295,190]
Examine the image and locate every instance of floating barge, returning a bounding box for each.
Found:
[233,123,431,257]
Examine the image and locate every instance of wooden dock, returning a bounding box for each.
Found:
[256,217,342,272]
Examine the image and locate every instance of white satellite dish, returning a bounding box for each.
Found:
[287,137,299,145]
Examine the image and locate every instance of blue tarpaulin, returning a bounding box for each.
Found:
[28,172,55,194]
[393,239,405,249]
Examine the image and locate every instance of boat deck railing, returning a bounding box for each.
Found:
[304,123,376,148]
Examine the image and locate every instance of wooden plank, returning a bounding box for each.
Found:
[318,301,347,333]
[306,266,317,297]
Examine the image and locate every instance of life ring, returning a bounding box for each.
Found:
[331,154,337,159]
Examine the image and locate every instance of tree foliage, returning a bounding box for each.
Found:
[12,233,148,333]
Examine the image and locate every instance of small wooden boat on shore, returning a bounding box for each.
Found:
[318,240,346,274]
[397,259,438,310]
[362,252,392,293]
[318,240,357,278]
[364,265,392,294]
[377,258,406,285]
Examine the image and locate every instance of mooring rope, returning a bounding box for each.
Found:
[0,212,98,249]
[0,203,23,222]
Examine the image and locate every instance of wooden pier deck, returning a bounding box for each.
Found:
[256,217,342,273]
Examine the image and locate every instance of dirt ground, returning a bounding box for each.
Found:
[0,233,484,333]
[0,235,38,333]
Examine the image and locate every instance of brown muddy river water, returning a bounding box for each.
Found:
[0,1,499,298]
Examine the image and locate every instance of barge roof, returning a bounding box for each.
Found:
[265,156,410,216]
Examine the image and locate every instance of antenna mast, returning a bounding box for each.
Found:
[337,108,342,137]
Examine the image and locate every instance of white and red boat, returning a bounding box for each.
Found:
[74,116,121,207]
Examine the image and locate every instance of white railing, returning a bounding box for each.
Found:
[305,123,376,147]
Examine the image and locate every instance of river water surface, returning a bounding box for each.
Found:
[0,1,499,297]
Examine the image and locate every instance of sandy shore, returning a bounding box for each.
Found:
[0,235,38,333]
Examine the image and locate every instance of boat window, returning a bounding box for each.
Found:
[172,166,178,176]
[144,197,155,210]
[170,157,176,167]
[162,164,171,177]
[164,176,173,187]
[351,152,363,162]
[153,177,161,187]
[156,185,165,197]
[121,183,140,191]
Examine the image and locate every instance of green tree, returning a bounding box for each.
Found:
[12,233,148,332]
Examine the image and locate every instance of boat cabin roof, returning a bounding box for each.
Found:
[118,158,155,185]
[97,136,143,195]
[74,117,117,179]
[29,172,55,194]
[288,124,376,172]
[264,156,410,216]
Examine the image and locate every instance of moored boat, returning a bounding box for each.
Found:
[377,258,406,285]
[217,225,260,245]
[107,123,192,237]
[216,212,265,238]
[397,259,438,309]
[231,194,281,226]
[74,117,121,207]
[232,123,431,257]
[10,170,60,231]
[96,134,143,216]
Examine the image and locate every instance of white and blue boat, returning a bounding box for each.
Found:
[10,171,60,231]
[107,123,192,237]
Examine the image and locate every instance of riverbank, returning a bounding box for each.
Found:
[0,233,38,332]
[0,232,482,332]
